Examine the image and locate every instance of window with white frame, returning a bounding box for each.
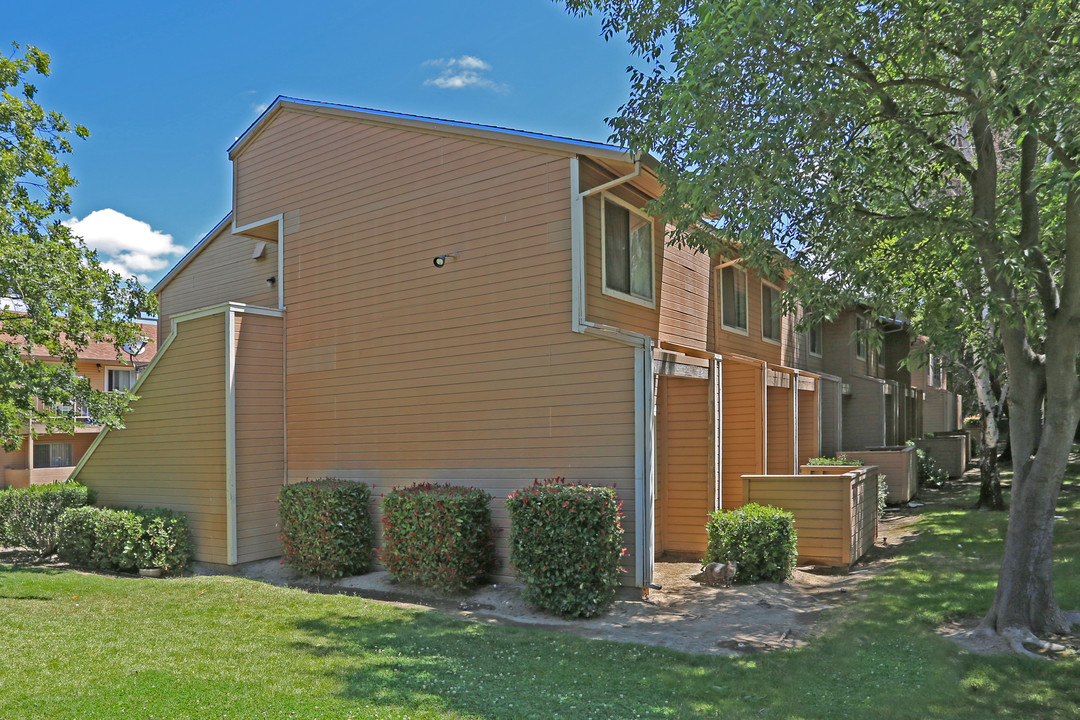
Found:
[808,321,822,357]
[761,283,782,342]
[720,265,749,332]
[855,316,868,360]
[602,195,654,304]
[34,442,73,469]
[106,368,135,392]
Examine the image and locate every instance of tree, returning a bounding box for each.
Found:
[1,43,155,447]
[564,0,1080,653]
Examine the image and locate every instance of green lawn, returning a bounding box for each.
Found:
[1,480,1078,719]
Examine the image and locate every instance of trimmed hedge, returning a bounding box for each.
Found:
[506,478,625,618]
[56,505,194,574]
[0,482,95,553]
[380,483,496,592]
[279,479,374,578]
[704,503,797,583]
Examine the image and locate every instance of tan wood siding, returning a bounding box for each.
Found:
[232,312,285,563]
[656,376,711,557]
[721,359,764,509]
[658,241,711,351]
[233,110,639,580]
[73,313,229,564]
[797,388,820,465]
[842,376,887,450]
[767,383,795,474]
[819,377,842,456]
[158,223,278,334]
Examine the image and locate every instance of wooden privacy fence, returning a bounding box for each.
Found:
[741,466,879,567]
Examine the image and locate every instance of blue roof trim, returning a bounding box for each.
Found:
[227,95,629,156]
[152,213,233,294]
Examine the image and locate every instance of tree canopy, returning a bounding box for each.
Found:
[0,43,155,447]
[564,0,1080,652]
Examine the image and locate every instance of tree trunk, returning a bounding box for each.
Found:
[979,306,1080,646]
[972,361,1004,510]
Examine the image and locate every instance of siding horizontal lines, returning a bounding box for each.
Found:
[265,162,566,243]
[237,118,537,190]
[283,206,570,283]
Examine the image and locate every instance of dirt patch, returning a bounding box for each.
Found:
[228,507,924,656]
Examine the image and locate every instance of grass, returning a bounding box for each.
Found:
[1,475,1079,719]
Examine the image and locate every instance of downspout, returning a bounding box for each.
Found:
[712,356,722,510]
[224,306,238,565]
[792,370,800,473]
[570,156,655,588]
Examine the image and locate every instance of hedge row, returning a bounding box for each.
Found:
[0,482,95,553]
[56,505,193,574]
[279,478,626,618]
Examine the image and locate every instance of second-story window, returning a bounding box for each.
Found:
[34,442,73,468]
[761,283,782,342]
[107,368,135,392]
[808,321,822,357]
[720,266,749,332]
[855,316,868,360]
[602,195,654,305]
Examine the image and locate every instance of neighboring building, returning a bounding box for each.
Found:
[908,338,962,434]
[1,321,158,489]
[70,97,834,582]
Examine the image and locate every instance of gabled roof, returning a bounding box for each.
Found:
[1,319,159,363]
[154,98,665,296]
[228,96,661,172]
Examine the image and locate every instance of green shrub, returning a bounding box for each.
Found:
[134,508,193,573]
[380,483,496,592]
[56,505,194,574]
[56,506,100,566]
[91,508,143,571]
[279,479,374,578]
[911,445,949,488]
[704,503,797,582]
[506,478,625,618]
[0,481,94,553]
[806,455,864,466]
[878,473,888,517]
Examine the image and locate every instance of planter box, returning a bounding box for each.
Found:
[841,446,918,504]
[914,436,967,478]
[800,465,864,476]
[931,430,973,466]
[742,466,879,567]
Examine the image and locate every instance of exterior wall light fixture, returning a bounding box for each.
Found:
[433,252,459,268]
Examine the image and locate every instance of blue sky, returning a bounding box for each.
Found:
[9,1,637,286]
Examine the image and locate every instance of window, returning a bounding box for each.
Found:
[761,284,782,342]
[34,442,73,469]
[855,316,867,360]
[107,368,135,392]
[808,321,822,357]
[602,196,654,304]
[720,266,749,332]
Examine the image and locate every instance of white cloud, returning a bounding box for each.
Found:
[423,55,508,92]
[64,209,186,284]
